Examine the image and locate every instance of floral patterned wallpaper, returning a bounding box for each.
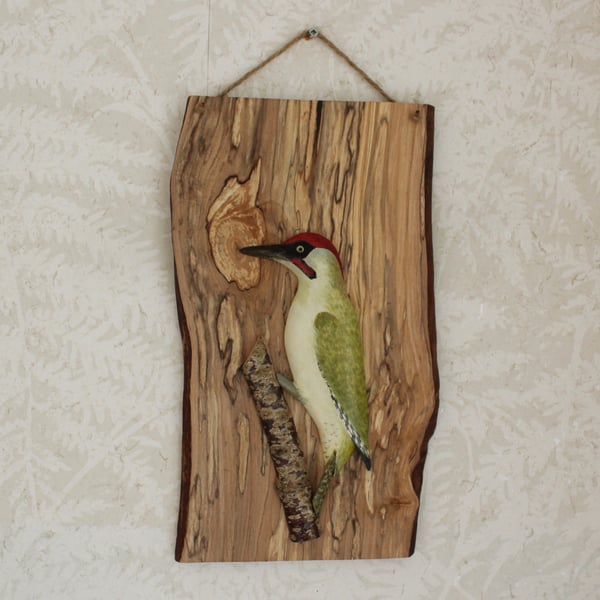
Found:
[1,0,598,598]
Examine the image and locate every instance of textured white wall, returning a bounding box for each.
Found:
[1,1,598,598]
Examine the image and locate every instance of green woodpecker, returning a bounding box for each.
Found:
[240,233,370,513]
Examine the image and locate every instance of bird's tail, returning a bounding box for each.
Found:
[312,452,337,516]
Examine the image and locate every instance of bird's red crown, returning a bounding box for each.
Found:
[284,232,344,273]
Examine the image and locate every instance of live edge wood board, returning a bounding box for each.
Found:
[170,95,438,562]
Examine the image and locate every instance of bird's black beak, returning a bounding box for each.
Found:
[239,244,288,261]
[240,240,317,279]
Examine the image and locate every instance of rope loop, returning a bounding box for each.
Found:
[220,28,394,102]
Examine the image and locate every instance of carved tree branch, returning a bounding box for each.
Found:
[242,341,319,542]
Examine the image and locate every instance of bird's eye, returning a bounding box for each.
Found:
[296,244,305,254]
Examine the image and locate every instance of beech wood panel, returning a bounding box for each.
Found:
[170,96,438,562]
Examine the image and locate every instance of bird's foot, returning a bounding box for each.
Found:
[276,373,304,404]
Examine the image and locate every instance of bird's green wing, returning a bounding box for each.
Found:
[314,308,371,468]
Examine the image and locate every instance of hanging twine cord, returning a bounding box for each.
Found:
[220,28,395,102]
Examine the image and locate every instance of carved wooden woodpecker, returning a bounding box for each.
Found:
[240,232,371,513]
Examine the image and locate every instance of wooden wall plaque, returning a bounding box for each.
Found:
[170,96,438,562]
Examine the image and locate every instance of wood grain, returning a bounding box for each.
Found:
[170,96,438,562]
